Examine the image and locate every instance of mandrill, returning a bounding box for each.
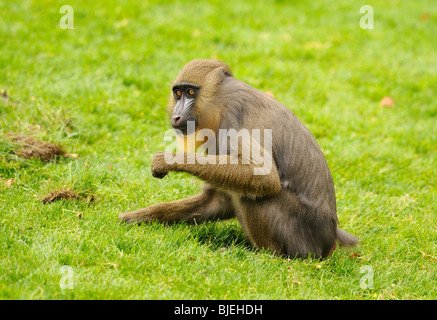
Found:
[119,59,358,258]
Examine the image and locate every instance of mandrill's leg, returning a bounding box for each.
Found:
[119,184,235,224]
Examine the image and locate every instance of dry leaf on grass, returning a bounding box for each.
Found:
[379,96,396,108]
[6,179,14,187]
[1,89,10,104]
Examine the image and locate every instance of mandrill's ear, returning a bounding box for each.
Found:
[201,66,233,98]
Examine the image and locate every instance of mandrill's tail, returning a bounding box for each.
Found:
[336,228,360,247]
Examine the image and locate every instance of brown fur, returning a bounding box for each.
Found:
[120,59,359,258]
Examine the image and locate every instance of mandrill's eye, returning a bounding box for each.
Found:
[187,89,195,96]
[174,90,182,99]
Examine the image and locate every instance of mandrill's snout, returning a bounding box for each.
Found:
[171,115,183,128]
[170,85,198,134]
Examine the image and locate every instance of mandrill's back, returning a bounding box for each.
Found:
[215,76,339,258]
[217,76,337,219]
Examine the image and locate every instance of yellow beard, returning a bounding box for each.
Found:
[176,130,200,153]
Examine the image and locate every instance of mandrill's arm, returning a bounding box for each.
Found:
[151,152,281,199]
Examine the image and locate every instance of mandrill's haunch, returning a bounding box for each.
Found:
[119,59,359,259]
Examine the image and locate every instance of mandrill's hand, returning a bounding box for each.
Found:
[151,152,169,179]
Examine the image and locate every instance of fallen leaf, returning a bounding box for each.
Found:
[420,13,430,21]
[379,96,396,108]
[1,89,9,104]
[64,153,79,158]
[6,179,14,187]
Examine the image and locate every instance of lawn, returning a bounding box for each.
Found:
[0,0,436,300]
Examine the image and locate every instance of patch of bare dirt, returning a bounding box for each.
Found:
[41,189,97,204]
[5,133,77,162]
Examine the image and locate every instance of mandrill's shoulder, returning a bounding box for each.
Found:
[217,77,289,114]
[219,78,296,125]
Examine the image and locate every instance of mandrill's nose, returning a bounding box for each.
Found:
[171,115,183,128]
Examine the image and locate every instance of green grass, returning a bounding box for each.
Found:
[1,0,436,299]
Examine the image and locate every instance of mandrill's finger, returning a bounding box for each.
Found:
[152,170,168,179]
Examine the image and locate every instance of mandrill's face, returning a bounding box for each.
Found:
[167,59,233,137]
[170,83,199,135]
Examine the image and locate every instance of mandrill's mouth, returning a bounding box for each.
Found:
[172,119,198,136]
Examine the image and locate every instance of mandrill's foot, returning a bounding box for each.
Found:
[118,208,154,224]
